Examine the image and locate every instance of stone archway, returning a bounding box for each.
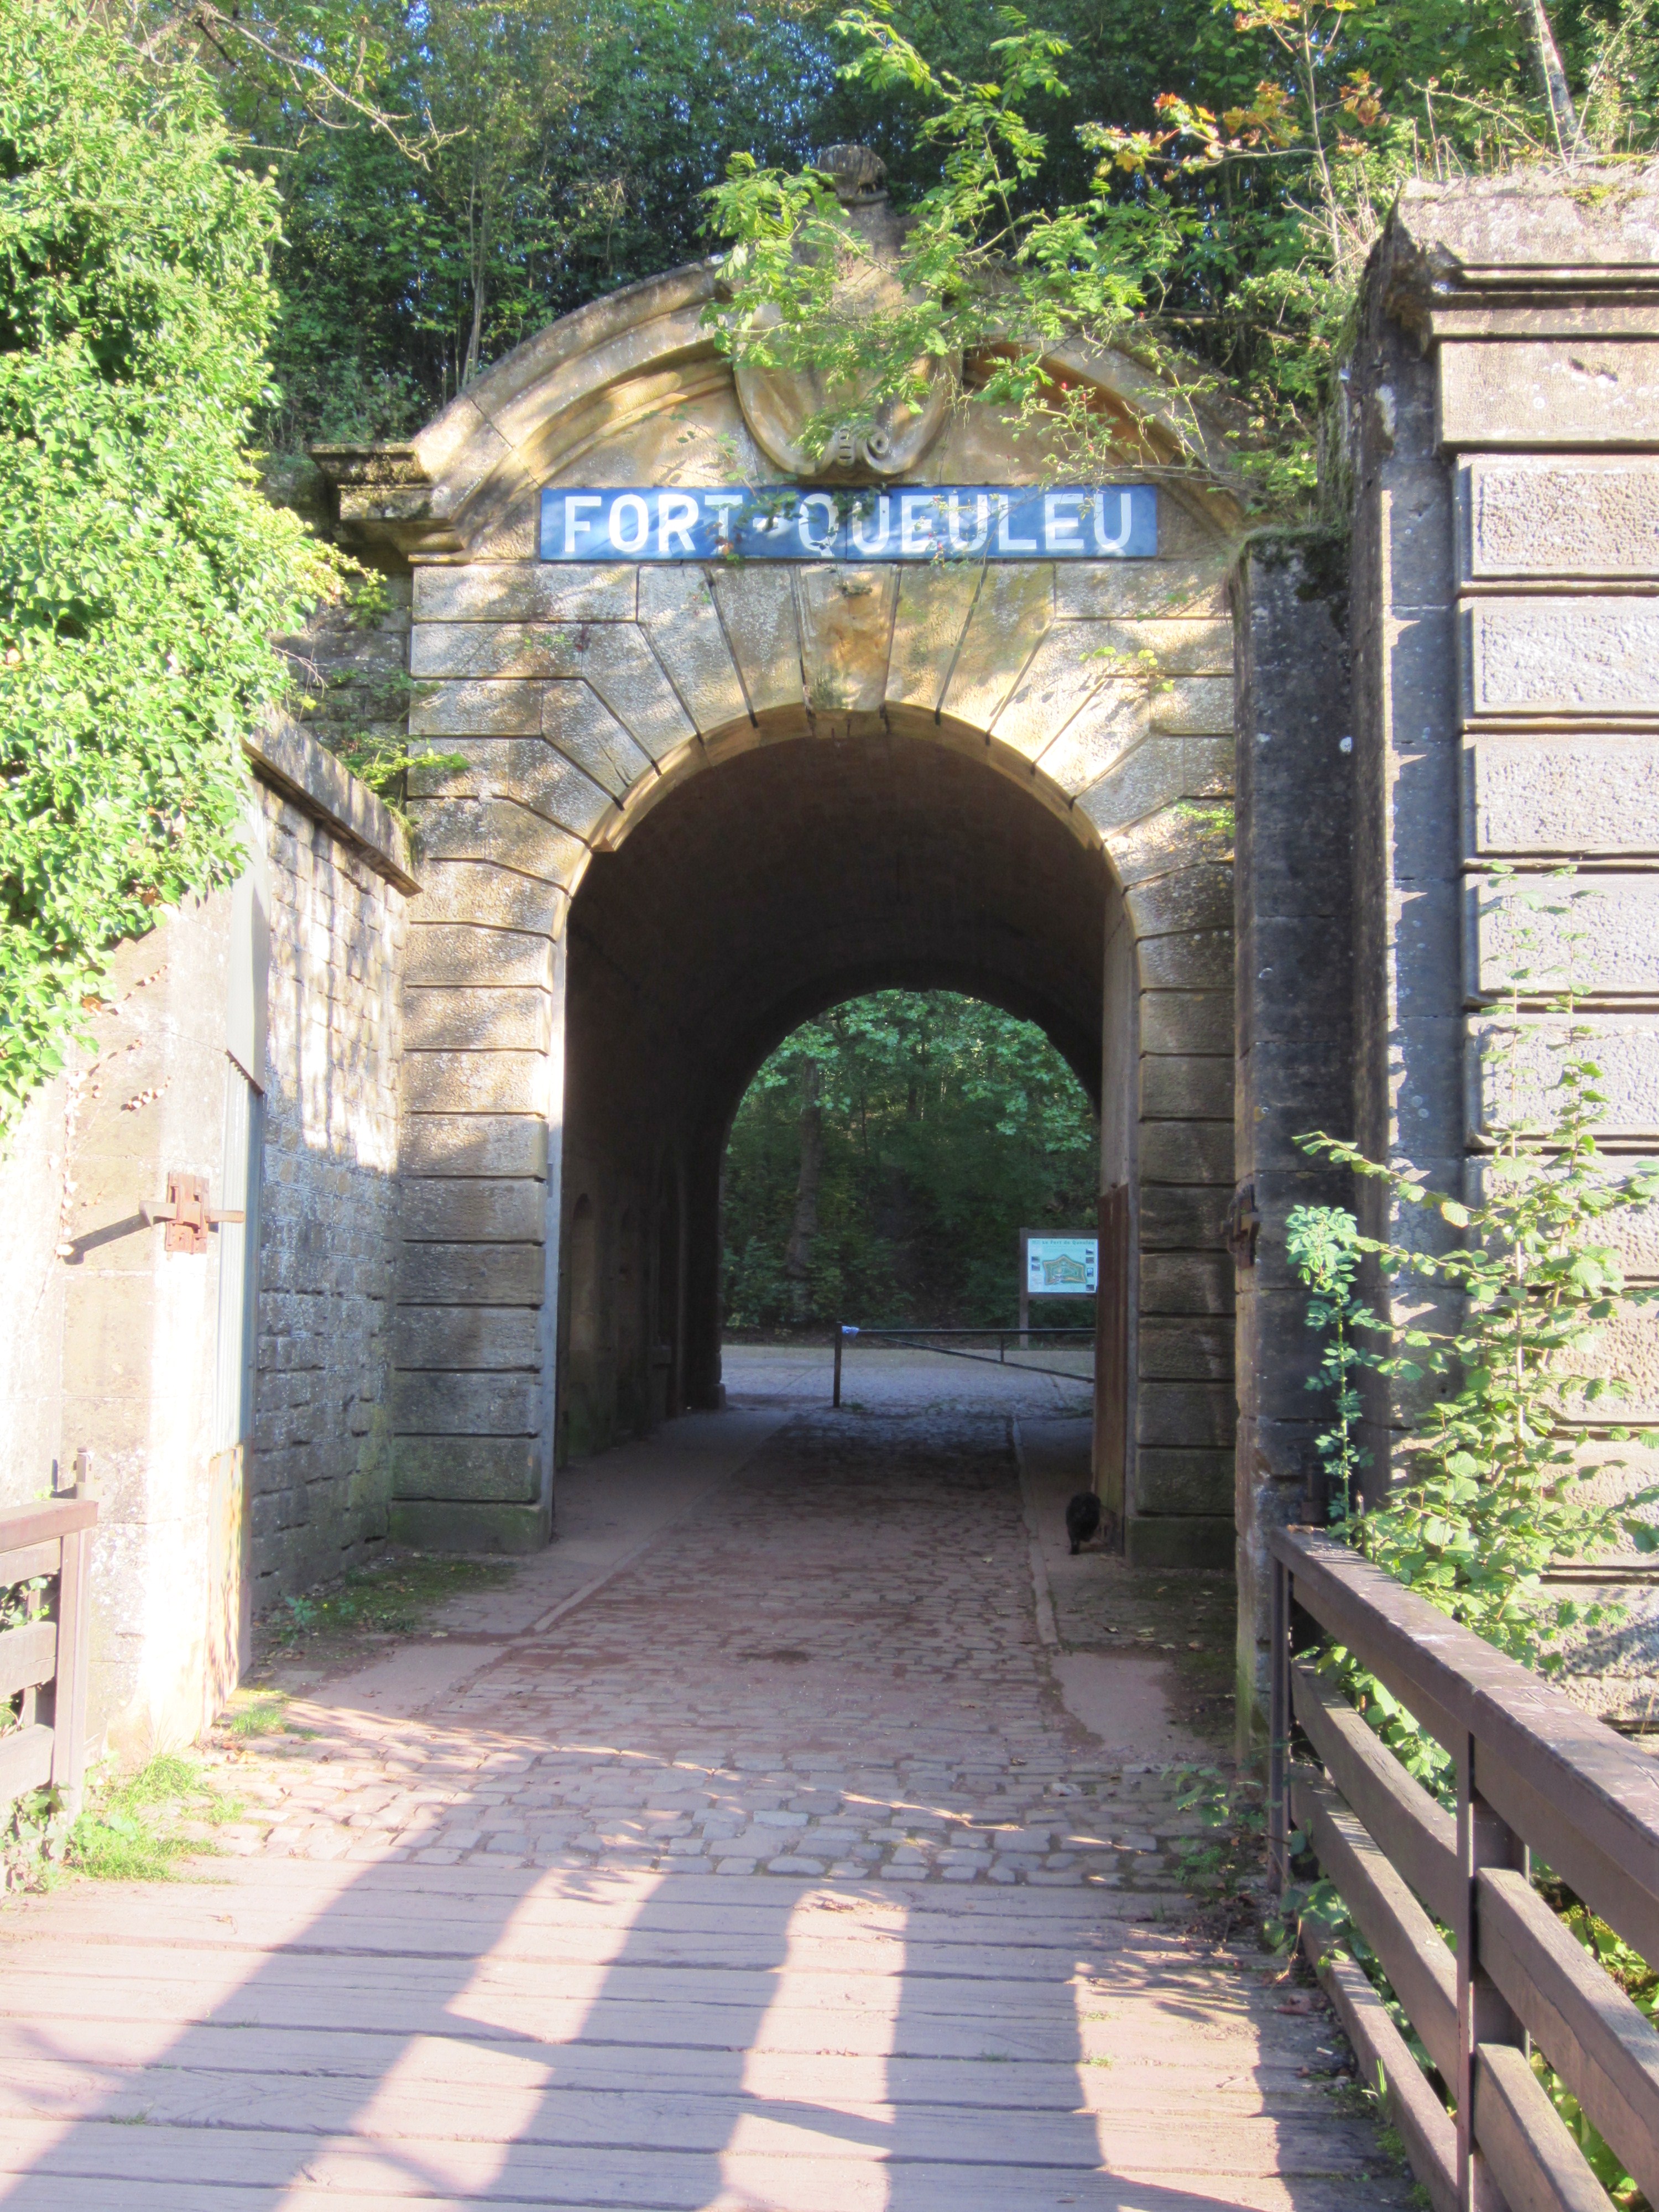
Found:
[321,246,1242,1568]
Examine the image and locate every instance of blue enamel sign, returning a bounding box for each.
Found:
[538,484,1156,564]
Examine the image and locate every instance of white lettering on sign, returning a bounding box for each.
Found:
[539,486,1157,562]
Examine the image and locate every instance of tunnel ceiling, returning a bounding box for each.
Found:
[567,727,1111,1130]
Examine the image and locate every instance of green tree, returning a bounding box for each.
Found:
[723,992,1099,1329]
[0,2,338,1126]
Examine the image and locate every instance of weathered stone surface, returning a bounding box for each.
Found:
[1055,557,1228,619]
[1469,1015,1659,1140]
[403,985,551,1053]
[1139,1381,1234,1448]
[1460,456,1659,581]
[796,566,899,714]
[410,621,572,680]
[990,623,1114,761]
[1124,1510,1233,1565]
[542,682,655,800]
[1152,676,1234,734]
[941,564,1052,729]
[413,561,635,622]
[637,566,748,733]
[885,565,981,711]
[1096,617,1231,676]
[1139,1119,1232,1184]
[400,1176,547,1243]
[1140,1315,1233,1377]
[401,1114,547,1177]
[392,1369,540,1435]
[1078,742,1199,838]
[401,1048,547,1115]
[414,858,567,936]
[410,796,587,884]
[709,568,803,717]
[1139,1184,1230,1248]
[394,1303,541,1366]
[568,625,696,763]
[391,1434,538,1501]
[1472,872,1659,997]
[388,1497,547,1550]
[1463,596,1659,718]
[1140,1052,1233,1119]
[1141,989,1232,1055]
[1140,927,1232,989]
[1123,859,1234,939]
[409,679,544,738]
[404,924,552,988]
[1032,682,1144,797]
[1135,1447,1233,1512]
[1470,732,1659,855]
[1441,341,1659,449]
[409,738,614,842]
[397,1240,545,1305]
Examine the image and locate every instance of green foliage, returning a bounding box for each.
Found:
[723,990,1098,1329]
[0,3,339,1129]
[69,1751,241,1881]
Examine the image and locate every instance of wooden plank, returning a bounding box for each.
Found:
[0,1540,60,1588]
[1291,1768,1458,2081]
[1274,1530,1659,1926]
[1478,1741,1659,1973]
[0,1618,56,1700]
[0,1499,96,1552]
[1473,2040,1615,2212]
[50,1522,90,1804]
[1302,1918,1456,2212]
[1292,1662,1458,1924]
[1480,1866,1659,2210]
[0,1722,52,1809]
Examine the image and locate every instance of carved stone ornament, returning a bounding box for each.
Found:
[733,144,953,482]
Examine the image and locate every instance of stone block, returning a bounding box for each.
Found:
[1469,1154,1659,1280]
[1459,455,1659,582]
[709,568,803,717]
[1152,676,1234,735]
[885,565,981,712]
[401,1049,546,1115]
[1055,557,1228,619]
[941,564,1053,731]
[797,566,899,715]
[1139,927,1232,990]
[1141,990,1232,1056]
[1097,617,1232,676]
[1239,916,1353,1047]
[1469,1014,1659,1141]
[638,566,748,733]
[1113,799,1231,885]
[1139,1118,1232,1185]
[404,924,553,989]
[401,1115,547,1178]
[1139,1383,1234,1448]
[1074,734,1187,836]
[1124,1512,1233,1567]
[403,985,550,1053]
[1140,1184,1230,1249]
[410,622,572,681]
[395,1306,542,1369]
[1463,596,1659,719]
[1129,863,1236,947]
[1440,340,1659,450]
[415,859,567,937]
[400,1178,548,1243]
[1136,1445,1234,1510]
[1140,1251,1233,1314]
[1140,1052,1233,1119]
[542,683,655,800]
[1469,732,1659,857]
[1032,683,1144,796]
[392,1369,540,1436]
[1139,1316,1233,1379]
[1472,872,1659,998]
[413,562,635,622]
[397,1241,545,1305]
[392,1436,539,1503]
[408,739,613,843]
[991,623,1117,762]
[568,625,696,763]
[389,1499,548,1552]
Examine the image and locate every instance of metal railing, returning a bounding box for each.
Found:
[1271,1524,1659,2212]
[831,1323,1094,1405]
[1,1497,98,1821]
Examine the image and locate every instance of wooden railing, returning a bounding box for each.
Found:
[1272,1525,1659,2212]
[0,1498,97,1820]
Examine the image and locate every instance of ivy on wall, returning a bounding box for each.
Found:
[0,3,338,1130]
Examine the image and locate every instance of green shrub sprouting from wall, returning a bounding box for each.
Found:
[0,2,339,1129]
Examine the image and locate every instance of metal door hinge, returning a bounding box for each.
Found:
[140,1171,244,1256]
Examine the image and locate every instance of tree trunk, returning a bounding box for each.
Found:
[783,1060,823,1321]
[1519,0,1577,150]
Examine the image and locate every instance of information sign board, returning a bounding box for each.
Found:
[1025,1235,1099,1295]
[539,484,1156,564]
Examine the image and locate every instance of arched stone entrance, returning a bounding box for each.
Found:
[324,244,1242,1569]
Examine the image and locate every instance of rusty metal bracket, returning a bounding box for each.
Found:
[140,1171,244,1256]
[1227,1178,1261,1267]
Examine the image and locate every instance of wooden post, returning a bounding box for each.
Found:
[1018,1227,1030,1349]
[832,1326,843,1408]
[1455,1736,1525,2212]
[1268,1554,1291,1890]
[49,1520,93,1815]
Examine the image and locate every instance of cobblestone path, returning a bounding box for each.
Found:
[0,1412,1410,2208]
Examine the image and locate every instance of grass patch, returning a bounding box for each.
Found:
[219,1691,293,1739]
[70,1751,243,1882]
[269,1553,513,1649]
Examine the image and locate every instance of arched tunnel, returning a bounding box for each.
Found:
[555,711,1125,1460]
